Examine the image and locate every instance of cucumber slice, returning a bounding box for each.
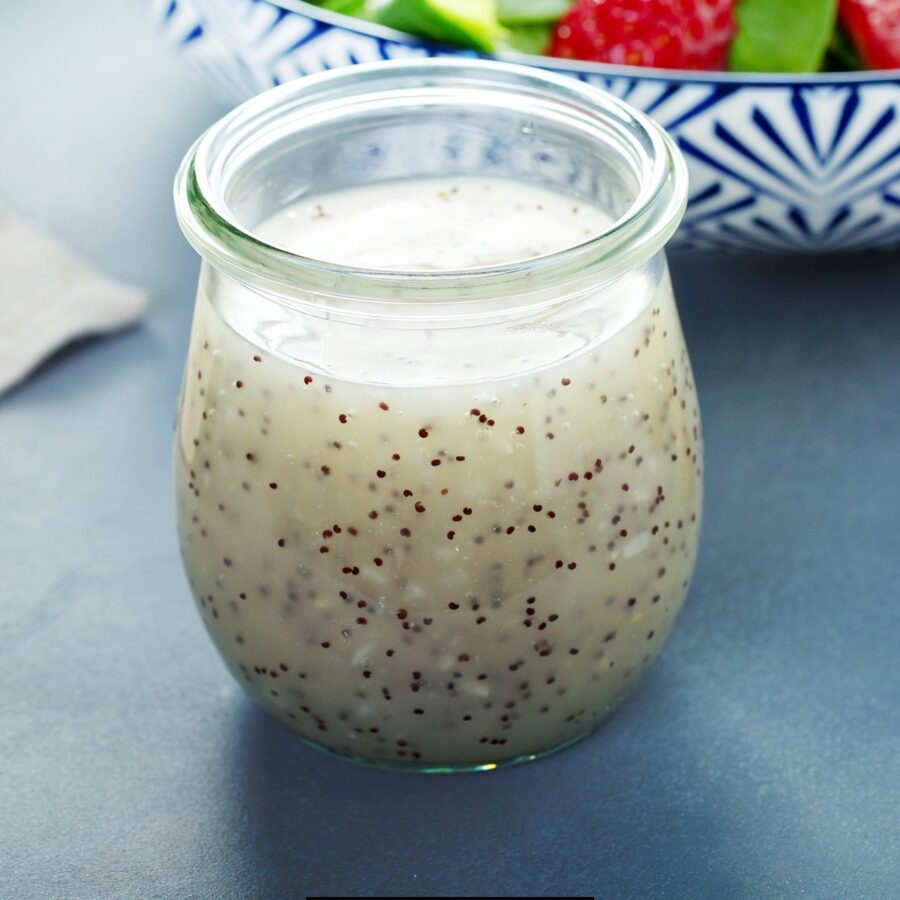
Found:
[497,0,572,25]
[500,22,553,55]
[320,0,376,18]
[376,0,506,53]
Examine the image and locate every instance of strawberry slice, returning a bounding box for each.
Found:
[839,0,900,69]
[547,0,737,70]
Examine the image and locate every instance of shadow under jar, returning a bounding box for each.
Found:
[173,59,703,773]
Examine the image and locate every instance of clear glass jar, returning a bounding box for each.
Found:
[173,59,702,772]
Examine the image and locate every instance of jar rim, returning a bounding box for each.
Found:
[174,58,687,308]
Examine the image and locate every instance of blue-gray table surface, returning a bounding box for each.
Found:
[2,3,898,898]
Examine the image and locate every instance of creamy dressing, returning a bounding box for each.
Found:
[175,177,702,768]
[256,178,611,270]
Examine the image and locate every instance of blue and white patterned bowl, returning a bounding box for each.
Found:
[149,0,900,251]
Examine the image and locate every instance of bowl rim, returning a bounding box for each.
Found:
[275,0,900,85]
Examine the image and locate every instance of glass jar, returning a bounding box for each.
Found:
[173,59,702,772]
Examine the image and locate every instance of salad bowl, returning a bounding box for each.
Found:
[148,0,900,250]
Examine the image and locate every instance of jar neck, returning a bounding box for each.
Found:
[175,59,687,314]
[198,253,671,386]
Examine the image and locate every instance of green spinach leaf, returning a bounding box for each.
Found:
[730,0,838,73]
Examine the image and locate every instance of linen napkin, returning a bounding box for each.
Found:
[0,214,148,395]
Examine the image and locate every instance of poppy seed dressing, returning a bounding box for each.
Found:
[175,177,702,767]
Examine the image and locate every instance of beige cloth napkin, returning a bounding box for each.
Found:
[0,214,148,395]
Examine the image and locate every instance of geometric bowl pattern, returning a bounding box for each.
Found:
[148,0,900,250]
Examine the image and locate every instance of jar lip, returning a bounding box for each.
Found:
[175,58,687,306]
